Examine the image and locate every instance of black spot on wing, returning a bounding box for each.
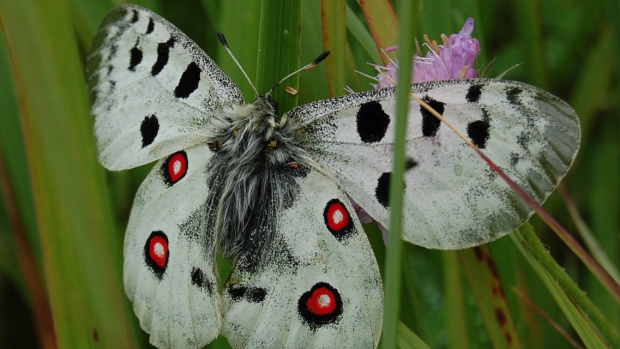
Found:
[175,62,202,98]
[375,172,391,208]
[227,285,266,303]
[356,101,390,143]
[191,267,212,294]
[466,84,483,103]
[128,41,142,71]
[130,9,139,23]
[467,119,491,149]
[507,87,522,105]
[146,17,154,34]
[247,288,267,303]
[151,38,175,76]
[140,115,159,147]
[228,286,246,301]
[421,97,444,137]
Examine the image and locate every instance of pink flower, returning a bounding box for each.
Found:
[373,18,480,88]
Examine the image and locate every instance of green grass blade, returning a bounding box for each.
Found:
[346,4,382,65]
[0,0,139,347]
[344,40,364,93]
[321,0,347,97]
[399,321,431,349]
[0,27,42,267]
[458,245,523,349]
[382,0,416,347]
[560,187,620,283]
[511,0,547,89]
[442,251,469,349]
[299,0,330,104]
[512,224,620,348]
[357,0,400,66]
[214,0,261,102]
[70,0,115,49]
[255,0,302,115]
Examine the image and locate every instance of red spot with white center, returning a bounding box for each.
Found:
[306,287,337,315]
[168,152,187,183]
[149,235,168,268]
[326,202,349,232]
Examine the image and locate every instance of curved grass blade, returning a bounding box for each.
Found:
[512,224,620,348]
[399,321,431,349]
[559,185,620,283]
[346,4,382,65]
[512,287,584,349]
[0,0,140,346]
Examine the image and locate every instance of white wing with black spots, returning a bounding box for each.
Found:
[124,144,220,349]
[87,5,244,170]
[290,79,580,249]
[221,169,383,348]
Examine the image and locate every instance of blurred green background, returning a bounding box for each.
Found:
[0,0,619,348]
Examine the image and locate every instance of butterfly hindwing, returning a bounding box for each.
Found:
[124,144,220,349]
[221,169,383,348]
[291,79,580,249]
[87,5,243,170]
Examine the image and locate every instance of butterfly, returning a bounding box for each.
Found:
[86,4,580,349]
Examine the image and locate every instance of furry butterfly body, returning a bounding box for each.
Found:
[87,5,579,349]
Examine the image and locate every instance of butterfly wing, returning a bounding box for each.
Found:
[290,79,580,249]
[124,144,221,348]
[221,169,383,348]
[87,5,243,170]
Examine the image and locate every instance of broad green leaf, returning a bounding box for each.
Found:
[214,0,261,101]
[256,0,302,115]
[458,245,523,349]
[321,0,347,97]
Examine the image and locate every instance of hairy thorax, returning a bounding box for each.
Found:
[206,97,310,269]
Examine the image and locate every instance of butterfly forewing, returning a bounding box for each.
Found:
[124,144,220,348]
[87,5,244,171]
[290,79,580,249]
[221,169,383,348]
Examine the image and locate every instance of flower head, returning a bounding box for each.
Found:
[373,18,480,88]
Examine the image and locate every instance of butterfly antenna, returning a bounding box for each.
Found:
[217,32,260,96]
[265,51,330,98]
